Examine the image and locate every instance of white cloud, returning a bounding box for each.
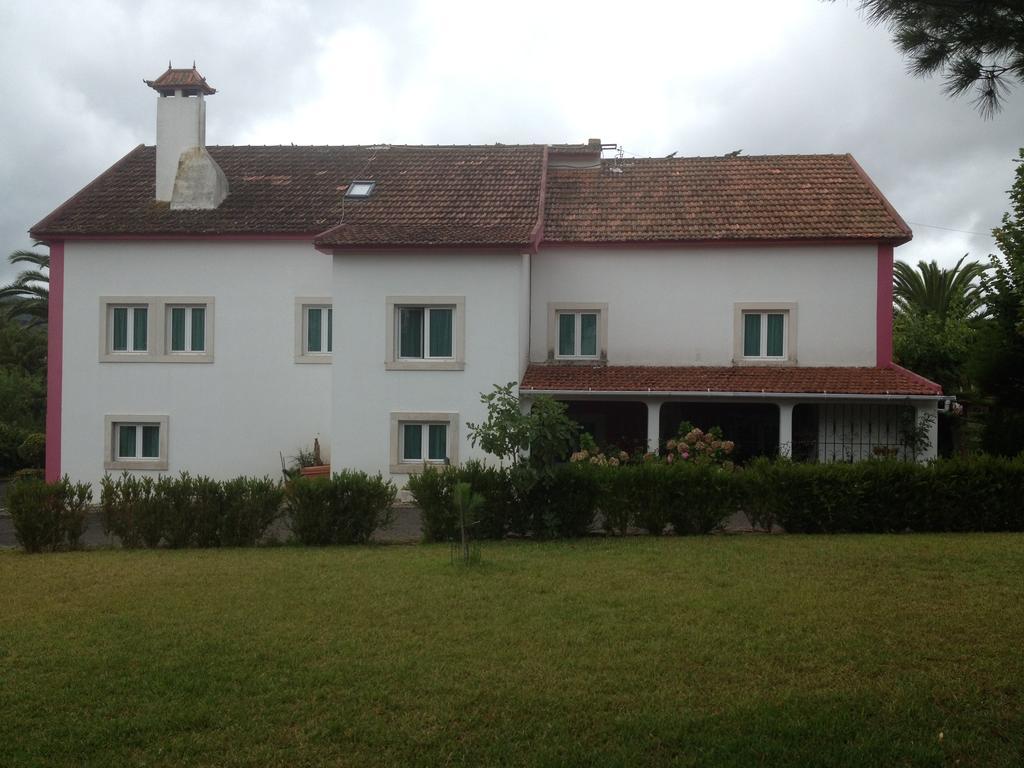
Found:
[0,0,1021,282]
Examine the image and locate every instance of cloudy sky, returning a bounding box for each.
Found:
[2,0,1022,283]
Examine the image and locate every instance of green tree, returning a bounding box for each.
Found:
[466,382,579,469]
[893,255,987,319]
[973,149,1024,455]
[892,256,986,392]
[0,246,49,328]
[832,1,1024,117]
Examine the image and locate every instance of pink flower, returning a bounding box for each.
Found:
[666,453,675,464]
[681,451,690,460]
[666,439,677,450]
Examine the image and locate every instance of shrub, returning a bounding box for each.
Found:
[523,464,600,538]
[670,463,739,535]
[408,461,517,542]
[100,473,165,548]
[286,471,396,545]
[221,476,283,547]
[8,476,93,553]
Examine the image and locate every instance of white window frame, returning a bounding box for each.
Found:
[104,415,169,471]
[385,296,466,371]
[733,302,797,365]
[389,412,459,474]
[294,298,333,364]
[107,304,149,355]
[547,302,608,362]
[100,297,214,363]
[166,303,209,355]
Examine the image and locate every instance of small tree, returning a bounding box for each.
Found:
[451,481,484,565]
[466,382,580,470]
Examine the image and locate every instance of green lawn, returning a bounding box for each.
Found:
[1,537,1022,767]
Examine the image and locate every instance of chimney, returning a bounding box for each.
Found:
[145,64,229,209]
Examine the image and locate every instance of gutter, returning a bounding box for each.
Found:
[519,388,949,402]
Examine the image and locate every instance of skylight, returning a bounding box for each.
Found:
[346,180,376,198]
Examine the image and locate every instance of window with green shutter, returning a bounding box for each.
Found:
[168,304,207,354]
[742,311,788,358]
[397,306,454,360]
[402,424,423,461]
[427,424,447,461]
[743,313,762,357]
[114,422,162,461]
[556,310,601,358]
[110,305,148,353]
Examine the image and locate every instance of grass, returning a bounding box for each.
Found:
[1,536,1022,767]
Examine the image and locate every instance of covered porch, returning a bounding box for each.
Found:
[521,364,946,462]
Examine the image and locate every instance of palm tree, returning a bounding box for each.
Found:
[0,246,49,328]
[893,255,987,319]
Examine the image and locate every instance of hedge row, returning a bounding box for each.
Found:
[7,471,397,552]
[7,476,93,553]
[410,455,1024,540]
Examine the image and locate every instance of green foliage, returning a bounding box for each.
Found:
[286,471,396,545]
[8,475,92,553]
[522,463,600,538]
[466,383,580,469]
[0,312,47,474]
[0,246,49,327]
[893,304,975,392]
[452,482,485,565]
[893,256,987,319]
[734,456,1024,533]
[465,383,531,465]
[975,149,1024,454]
[99,473,284,548]
[407,460,517,542]
[839,1,1024,117]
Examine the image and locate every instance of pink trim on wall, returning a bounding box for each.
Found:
[45,241,65,482]
[876,244,894,367]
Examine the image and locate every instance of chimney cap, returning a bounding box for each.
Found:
[145,64,216,96]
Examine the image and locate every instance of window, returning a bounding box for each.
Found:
[743,312,786,358]
[109,305,148,353]
[346,180,376,198]
[733,303,796,364]
[400,422,449,463]
[547,303,608,361]
[295,298,333,363]
[167,305,207,353]
[101,297,214,363]
[398,306,453,359]
[305,306,333,354]
[557,311,599,358]
[104,415,169,471]
[385,297,465,370]
[389,412,459,473]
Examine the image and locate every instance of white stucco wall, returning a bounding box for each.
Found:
[60,240,332,486]
[331,251,526,482]
[530,245,878,366]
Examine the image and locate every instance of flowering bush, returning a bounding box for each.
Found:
[570,422,736,468]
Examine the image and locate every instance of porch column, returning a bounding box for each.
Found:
[646,400,664,453]
[914,400,939,462]
[778,401,795,458]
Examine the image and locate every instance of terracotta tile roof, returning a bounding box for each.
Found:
[31,145,909,247]
[520,364,941,396]
[542,154,911,244]
[30,144,546,246]
[145,67,216,95]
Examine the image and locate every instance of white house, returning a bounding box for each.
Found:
[32,67,944,486]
